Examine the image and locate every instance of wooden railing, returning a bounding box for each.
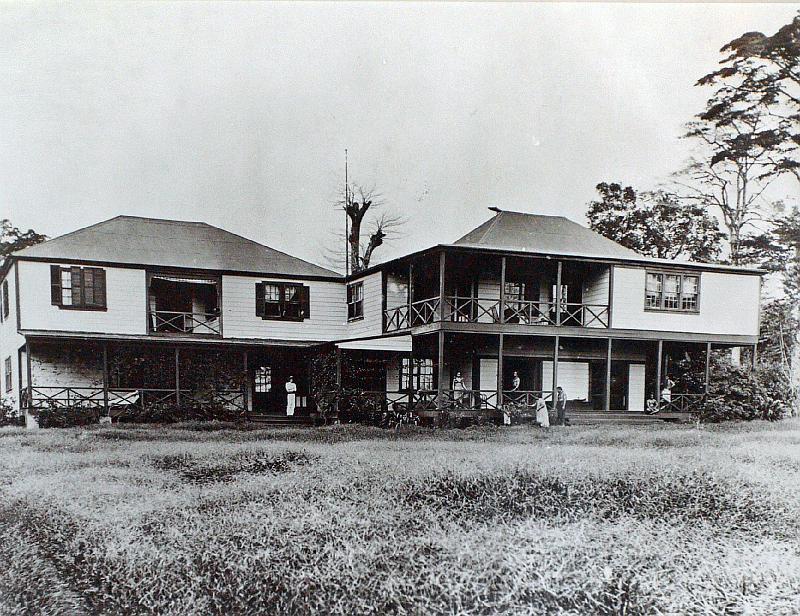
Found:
[502,390,554,407]
[28,386,245,413]
[149,310,221,336]
[658,393,707,414]
[383,295,609,332]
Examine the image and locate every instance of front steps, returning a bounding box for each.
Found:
[568,411,690,425]
[247,413,315,427]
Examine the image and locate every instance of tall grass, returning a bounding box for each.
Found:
[1,421,799,615]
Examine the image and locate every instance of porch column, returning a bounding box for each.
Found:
[438,250,446,322]
[436,330,445,411]
[552,335,560,422]
[499,256,506,324]
[497,333,504,408]
[175,347,181,407]
[655,340,663,407]
[26,339,32,410]
[751,344,758,371]
[704,342,711,395]
[102,342,109,416]
[407,260,413,327]
[604,338,612,412]
[335,346,342,417]
[243,349,252,413]
[555,261,563,326]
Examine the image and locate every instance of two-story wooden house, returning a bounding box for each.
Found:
[0,210,762,425]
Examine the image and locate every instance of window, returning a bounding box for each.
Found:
[50,266,106,310]
[644,272,700,312]
[400,358,434,390]
[504,282,525,300]
[255,366,272,393]
[347,281,364,320]
[255,282,310,321]
[4,357,11,393]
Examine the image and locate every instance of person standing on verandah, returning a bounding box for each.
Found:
[285,376,297,416]
[556,386,568,426]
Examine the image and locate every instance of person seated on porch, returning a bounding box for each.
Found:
[285,376,297,416]
[535,395,550,428]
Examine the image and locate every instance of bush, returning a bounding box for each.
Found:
[36,404,100,429]
[114,400,247,424]
[699,360,791,423]
[0,396,23,427]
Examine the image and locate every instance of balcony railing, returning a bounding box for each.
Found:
[149,310,221,336]
[27,386,245,413]
[383,296,609,332]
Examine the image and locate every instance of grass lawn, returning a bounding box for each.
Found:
[1,420,799,615]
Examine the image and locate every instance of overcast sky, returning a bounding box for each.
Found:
[1,2,797,269]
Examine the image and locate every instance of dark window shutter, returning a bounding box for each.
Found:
[0,282,4,323]
[300,285,310,319]
[50,265,62,305]
[94,269,106,307]
[255,282,265,317]
[83,268,94,306]
[71,268,82,306]
[2,280,8,319]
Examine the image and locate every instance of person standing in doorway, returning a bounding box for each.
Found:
[285,376,297,416]
[511,371,521,391]
[556,386,568,426]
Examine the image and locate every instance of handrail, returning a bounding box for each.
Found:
[149,310,221,336]
[659,392,707,414]
[502,390,554,406]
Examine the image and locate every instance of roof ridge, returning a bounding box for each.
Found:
[477,211,505,244]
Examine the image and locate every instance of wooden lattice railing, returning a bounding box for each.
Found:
[149,310,221,336]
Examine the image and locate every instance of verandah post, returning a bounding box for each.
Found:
[552,334,559,422]
[438,250,446,323]
[436,330,445,413]
[102,342,109,416]
[655,340,663,410]
[499,256,506,324]
[497,333,504,414]
[704,342,711,395]
[555,261,563,326]
[605,338,612,412]
[407,259,413,327]
[175,347,181,407]
[26,339,33,413]
[243,349,250,413]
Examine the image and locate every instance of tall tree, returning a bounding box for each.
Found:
[331,184,405,274]
[586,182,724,261]
[1,219,47,264]
[697,12,800,185]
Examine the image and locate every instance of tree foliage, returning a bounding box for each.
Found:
[1,219,47,262]
[586,182,724,261]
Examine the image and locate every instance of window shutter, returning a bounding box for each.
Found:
[0,283,4,322]
[71,268,82,306]
[93,269,106,307]
[300,285,310,318]
[83,268,94,306]
[50,265,62,305]
[2,280,8,319]
[255,282,265,317]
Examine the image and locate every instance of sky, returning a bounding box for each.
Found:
[1,2,797,271]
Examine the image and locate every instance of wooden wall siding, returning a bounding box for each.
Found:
[479,358,498,392]
[542,360,589,400]
[611,266,760,336]
[477,280,501,323]
[222,275,347,341]
[0,263,25,409]
[385,272,408,310]
[346,272,383,338]
[18,261,147,336]
[30,345,103,388]
[582,268,610,305]
[628,364,646,412]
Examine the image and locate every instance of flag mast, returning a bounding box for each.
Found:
[345,148,350,277]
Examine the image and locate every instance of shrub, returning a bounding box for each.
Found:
[0,395,23,427]
[36,404,100,429]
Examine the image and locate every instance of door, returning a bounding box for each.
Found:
[627,364,646,412]
[610,361,629,410]
[478,358,498,407]
[253,365,276,412]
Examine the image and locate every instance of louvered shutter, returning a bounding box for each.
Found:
[299,285,310,319]
[50,265,62,305]
[255,282,265,317]
[2,280,8,319]
[71,268,82,306]
[83,268,94,306]
[93,269,106,307]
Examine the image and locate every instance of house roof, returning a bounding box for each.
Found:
[13,216,340,279]
[453,211,644,260]
[444,210,763,274]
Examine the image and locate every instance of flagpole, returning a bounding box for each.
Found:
[345,148,350,277]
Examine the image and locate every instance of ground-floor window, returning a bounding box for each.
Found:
[400,358,434,390]
[255,366,272,392]
[4,356,11,393]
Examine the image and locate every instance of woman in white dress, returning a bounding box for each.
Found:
[285,376,297,416]
[535,395,550,428]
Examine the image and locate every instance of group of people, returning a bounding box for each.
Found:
[451,370,567,428]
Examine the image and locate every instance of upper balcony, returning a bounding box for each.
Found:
[147,272,221,337]
[383,250,610,333]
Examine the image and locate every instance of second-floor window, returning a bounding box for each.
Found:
[255,282,310,321]
[347,281,364,321]
[645,272,700,312]
[400,358,434,390]
[0,279,8,322]
[50,266,107,310]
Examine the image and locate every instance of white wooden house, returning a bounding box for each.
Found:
[0,211,762,424]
